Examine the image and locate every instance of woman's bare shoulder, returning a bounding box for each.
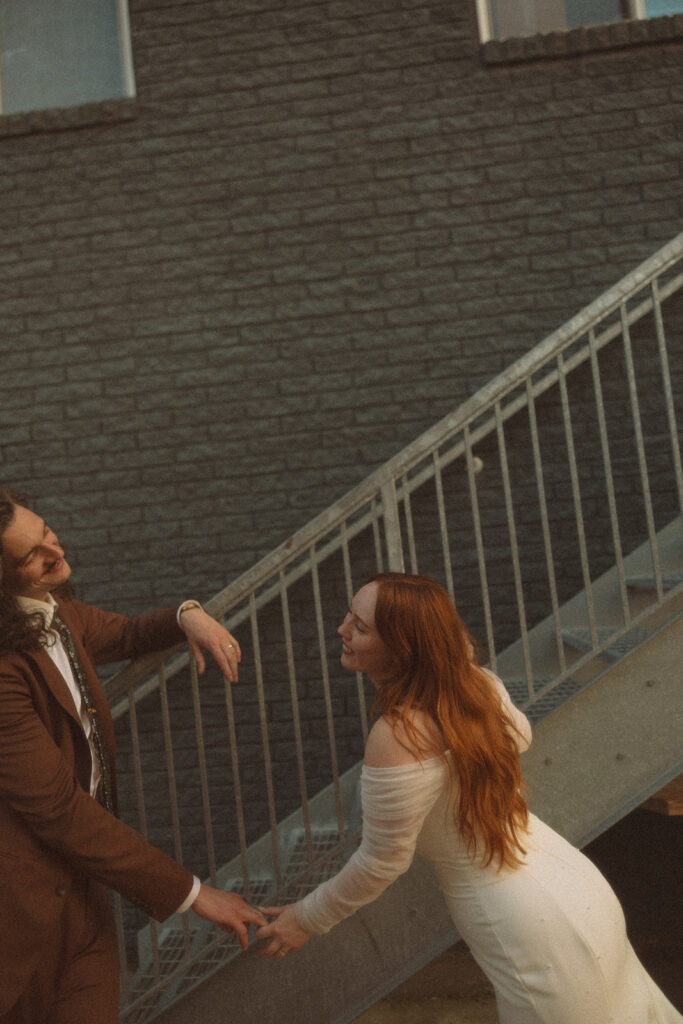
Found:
[364,711,442,768]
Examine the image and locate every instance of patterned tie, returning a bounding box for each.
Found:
[52,614,115,814]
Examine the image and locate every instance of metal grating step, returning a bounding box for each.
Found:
[162,832,354,1006]
[504,676,585,724]
[123,930,192,1024]
[124,825,356,1021]
[626,571,683,590]
[278,827,351,900]
[125,878,272,1021]
[562,627,652,662]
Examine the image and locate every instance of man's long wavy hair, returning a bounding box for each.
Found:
[0,488,56,653]
[368,572,529,870]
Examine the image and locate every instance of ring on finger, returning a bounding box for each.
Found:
[278,949,287,957]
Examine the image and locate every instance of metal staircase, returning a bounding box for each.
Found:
[106,233,683,1023]
[126,521,683,1024]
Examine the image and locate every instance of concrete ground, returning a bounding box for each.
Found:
[352,804,682,1023]
[352,943,496,1024]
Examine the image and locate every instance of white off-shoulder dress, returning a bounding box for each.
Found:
[296,677,681,1024]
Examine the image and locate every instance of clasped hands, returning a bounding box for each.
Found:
[255,904,311,958]
[192,885,309,958]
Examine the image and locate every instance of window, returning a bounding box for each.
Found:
[0,0,135,116]
[476,0,683,43]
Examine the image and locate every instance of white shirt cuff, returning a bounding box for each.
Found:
[176,875,201,914]
[176,600,202,626]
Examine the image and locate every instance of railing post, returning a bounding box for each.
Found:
[380,479,405,572]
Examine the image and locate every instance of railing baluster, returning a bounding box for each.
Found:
[159,666,181,857]
[188,657,217,886]
[250,593,281,889]
[557,350,598,647]
[279,570,313,860]
[495,401,534,698]
[433,448,455,601]
[620,303,663,598]
[223,678,251,903]
[127,683,162,984]
[310,543,345,843]
[588,327,630,625]
[400,470,419,574]
[526,377,566,672]
[465,426,497,672]
[158,665,192,957]
[370,495,384,571]
[341,521,368,744]
[651,277,683,518]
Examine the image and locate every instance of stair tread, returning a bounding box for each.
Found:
[627,571,683,589]
[562,626,652,661]
[125,533,682,1018]
[127,880,270,1009]
[128,828,350,1000]
[504,676,585,723]
[279,827,350,896]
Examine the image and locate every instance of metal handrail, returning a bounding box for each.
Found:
[106,232,683,709]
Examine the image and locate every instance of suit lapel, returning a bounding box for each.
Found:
[27,645,83,729]
[55,601,117,760]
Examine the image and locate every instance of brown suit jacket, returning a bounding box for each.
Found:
[0,597,195,1012]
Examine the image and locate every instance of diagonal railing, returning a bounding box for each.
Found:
[107,232,683,1020]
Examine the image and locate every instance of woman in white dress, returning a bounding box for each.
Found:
[257,573,681,1023]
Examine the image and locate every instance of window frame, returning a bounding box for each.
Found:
[474,0,649,43]
[0,0,136,116]
[118,0,136,100]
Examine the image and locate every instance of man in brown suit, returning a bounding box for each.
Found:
[0,490,265,1023]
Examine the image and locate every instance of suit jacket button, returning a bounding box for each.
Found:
[56,884,68,897]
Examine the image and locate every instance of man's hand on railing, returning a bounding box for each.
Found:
[191,885,266,949]
[178,604,242,682]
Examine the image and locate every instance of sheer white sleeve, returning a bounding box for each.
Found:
[485,670,532,751]
[295,761,445,935]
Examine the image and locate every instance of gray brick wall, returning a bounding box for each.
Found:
[1,1,681,615]
[1,1,682,954]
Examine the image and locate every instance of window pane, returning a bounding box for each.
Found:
[0,0,126,115]
[645,0,683,13]
[490,0,626,38]
[484,0,681,40]
[491,0,565,39]
[565,0,623,29]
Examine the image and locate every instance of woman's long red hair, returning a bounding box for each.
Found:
[369,572,529,869]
